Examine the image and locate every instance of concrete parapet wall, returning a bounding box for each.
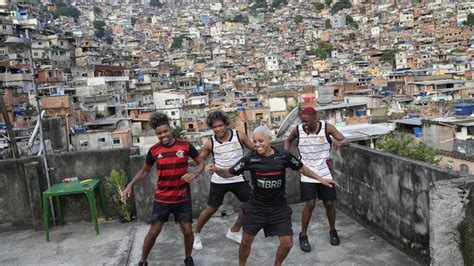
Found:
[0,145,472,265]
[331,144,469,264]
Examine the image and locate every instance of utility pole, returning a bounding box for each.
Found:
[0,89,20,158]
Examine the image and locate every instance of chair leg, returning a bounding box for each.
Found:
[42,193,50,241]
[86,190,99,235]
[98,182,108,220]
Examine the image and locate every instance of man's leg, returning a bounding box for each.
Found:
[230,209,243,232]
[195,205,219,233]
[323,200,336,231]
[141,222,164,262]
[239,233,255,266]
[230,182,251,233]
[179,222,194,257]
[300,199,316,236]
[324,200,340,245]
[275,235,293,266]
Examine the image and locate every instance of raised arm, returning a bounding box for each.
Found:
[326,123,350,150]
[284,127,298,150]
[238,130,256,151]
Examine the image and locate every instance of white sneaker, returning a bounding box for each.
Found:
[193,233,203,250]
[226,228,242,244]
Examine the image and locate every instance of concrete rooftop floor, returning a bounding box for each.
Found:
[0,203,418,266]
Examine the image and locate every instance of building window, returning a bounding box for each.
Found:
[80,140,88,147]
[113,138,120,144]
[98,138,106,143]
[171,111,176,116]
[188,124,194,129]
[460,164,469,174]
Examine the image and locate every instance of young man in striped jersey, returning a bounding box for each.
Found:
[284,107,349,252]
[206,126,337,266]
[123,112,204,266]
[193,111,255,250]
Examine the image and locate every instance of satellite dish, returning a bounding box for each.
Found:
[276,107,299,139]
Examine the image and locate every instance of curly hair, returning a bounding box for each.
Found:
[206,110,230,128]
[149,112,170,129]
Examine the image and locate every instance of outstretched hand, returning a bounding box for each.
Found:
[122,185,132,202]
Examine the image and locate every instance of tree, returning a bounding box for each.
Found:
[52,0,81,21]
[93,20,106,29]
[346,15,358,28]
[314,2,325,11]
[465,13,474,26]
[131,17,137,26]
[229,14,249,24]
[105,35,113,45]
[150,0,163,7]
[325,0,332,7]
[331,0,351,14]
[171,35,186,49]
[306,40,333,60]
[382,49,399,67]
[348,32,356,40]
[377,135,439,164]
[93,6,101,14]
[353,55,363,61]
[251,0,268,12]
[294,15,303,24]
[325,19,332,29]
[93,20,106,39]
[271,0,288,9]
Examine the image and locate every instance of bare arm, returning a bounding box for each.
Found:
[188,140,212,167]
[326,123,350,150]
[182,154,206,183]
[199,140,212,160]
[238,130,255,151]
[123,164,152,201]
[284,127,298,150]
[205,164,235,178]
[298,165,338,188]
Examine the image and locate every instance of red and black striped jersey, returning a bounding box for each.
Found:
[145,139,200,204]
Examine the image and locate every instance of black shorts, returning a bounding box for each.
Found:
[208,181,251,207]
[300,182,337,202]
[242,204,293,237]
[150,200,192,224]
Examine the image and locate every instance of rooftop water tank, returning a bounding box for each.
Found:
[454,103,473,117]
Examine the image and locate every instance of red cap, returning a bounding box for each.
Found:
[301,107,317,116]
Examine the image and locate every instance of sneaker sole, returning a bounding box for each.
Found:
[226,235,241,244]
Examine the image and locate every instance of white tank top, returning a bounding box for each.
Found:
[297,122,332,183]
[211,130,245,184]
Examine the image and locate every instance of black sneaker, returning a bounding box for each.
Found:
[299,233,311,252]
[184,256,194,266]
[330,230,340,246]
[138,262,148,266]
